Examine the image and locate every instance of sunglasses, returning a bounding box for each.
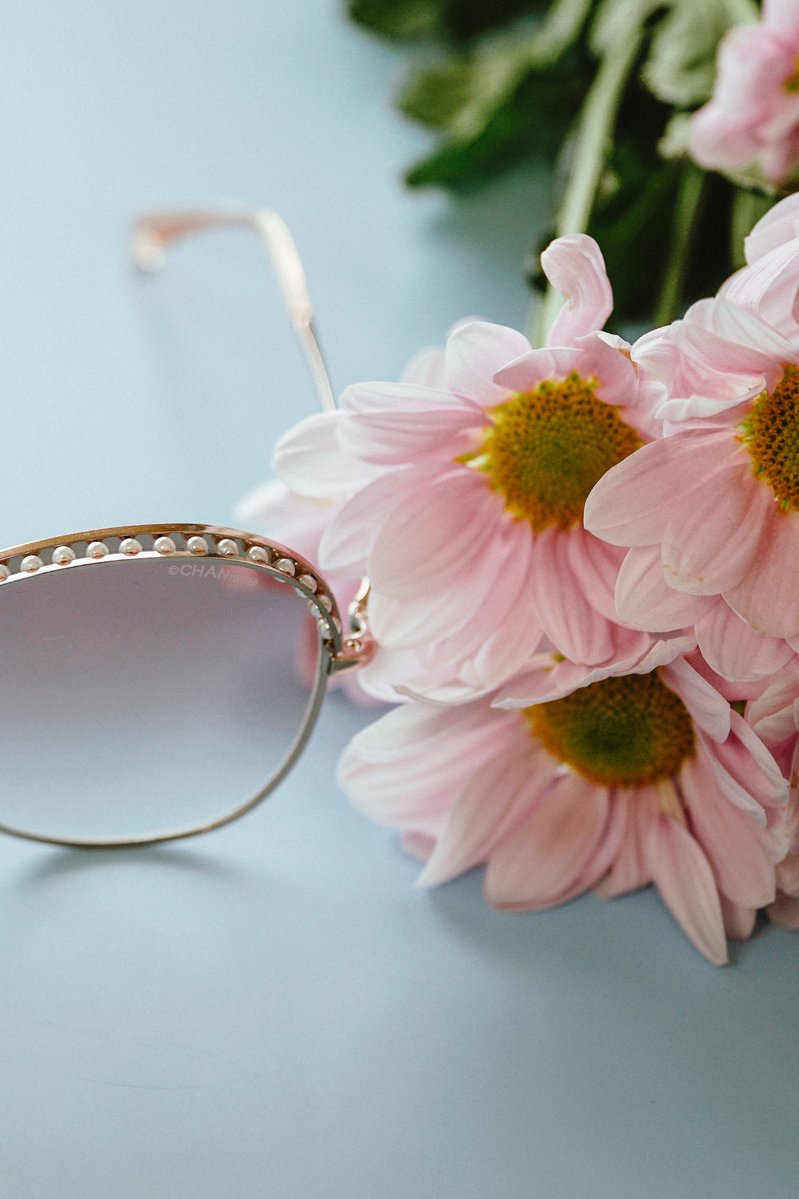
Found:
[0,209,371,849]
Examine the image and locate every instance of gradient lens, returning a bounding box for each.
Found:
[0,554,325,844]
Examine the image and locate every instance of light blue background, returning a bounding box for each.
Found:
[0,3,796,1196]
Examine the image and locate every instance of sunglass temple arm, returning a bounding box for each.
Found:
[130,207,337,414]
[130,206,373,674]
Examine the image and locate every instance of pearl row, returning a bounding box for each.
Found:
[0,531,336,633]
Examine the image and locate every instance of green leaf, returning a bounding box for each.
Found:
[404,43,589,190]
[642,0,744,108]
[347,0,440,40]
[398,0,593,188]
[347,0,548,43]
[400,36,537,137]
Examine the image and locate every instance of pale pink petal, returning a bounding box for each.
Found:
[368,468,502,598]
[679,755,776,908]
[721,240,799,340]
[570,334,638,408]
[338,386,482,465]
[661,460,769,596]
[747,660,799,742]
[528,529,616,665]
[457,550,545,691]
[662,657,731,741]
[645,815,728,965]
[494,634,695,709]
[595,789,653,898]
[727,710,790,808]
[684,296,797,372]
[273,411,376,497]
[484,773,609,910]
[566,528,626,623]
[368,542,502,649]
[492,346,581,393]
[584,431,738,547]
[719,897,758,941]
[418,743,556,888]
[744,192,799,262]
[445,321,531,407]
[540,234,613,346]
[615,545,711,631]
[319,464,434,577]
[696,602,795,683]
[725,508,799,638]
[338,699,515,830]
[551,791,628,899]
[369,515,517,650]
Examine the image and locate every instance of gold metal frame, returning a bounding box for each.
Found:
[0,521,371,849]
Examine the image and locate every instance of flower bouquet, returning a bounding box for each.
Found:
[242,1,799,963]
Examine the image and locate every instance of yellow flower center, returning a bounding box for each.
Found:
[524,672,695,787]
[462,372,642,531]
[785,56,799,93]
[739,365,799,510]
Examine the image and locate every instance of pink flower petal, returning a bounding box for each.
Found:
[492,346,580,393]
[661,461,768,596]
[484,773,609,910]
[319,465,433,576]
[338,699,515,830]
[418,742,555,888]
[679,754,776,908]
[338,385,482,465]
[445,321,531,407]
[726,710,789,808]
[584,431,737,547]
[615,545,711,631]
[722,240,799,340]
[696,601,794,682]
[662,657,730,741]
[566,528,626,622]
[553,791,629,900]
[725,508,799,638]
[645,814,729,965]
[368,468,502,599]
[528,529,617,665]
[747,660,799,742]
[571,334,638,407]
[458,550,545,691]
[540,234,613,346]
[594,789,654,898]
[744,192,799,262]
[273,411,376,498]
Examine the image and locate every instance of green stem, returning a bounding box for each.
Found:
[530,21,645,345]
[652,163,706,328]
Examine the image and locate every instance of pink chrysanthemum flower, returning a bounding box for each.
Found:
[275,235,655,698]
[584,284,799,667]
[690,0,799,188]
[340,639,787,964]
[748,661,799,928]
